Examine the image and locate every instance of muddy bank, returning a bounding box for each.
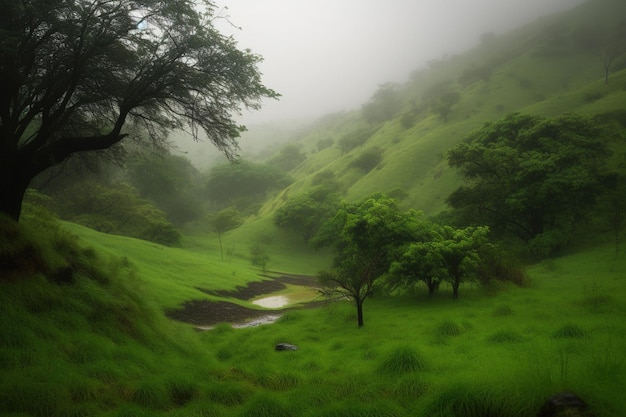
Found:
[166,273,323,328]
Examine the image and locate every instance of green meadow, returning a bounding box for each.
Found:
[1,213,625,417]
[2,0,626,415]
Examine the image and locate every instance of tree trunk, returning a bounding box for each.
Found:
[218,231,224,261]
[452,274,460,299]
[356,299,364,328]
[0,154,33,221]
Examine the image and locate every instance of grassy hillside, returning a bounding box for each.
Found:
[2,210,625,416]
[2,1,626,416]
[237,0,626,260]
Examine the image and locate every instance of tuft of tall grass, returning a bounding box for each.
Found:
[552,324,586,339]
[166,377,199,406]
[493,305,514,317]
[389,374,428,401]
[172,401,222,417]
[486,330,523,344]
[434,320,463,337]
[254,371,302,391]
[377,345,428,375]
[131,380,170,410]
[205,381,251,406]
[240,392,294,417]
[423,384,521,417]
[306,398,404,417]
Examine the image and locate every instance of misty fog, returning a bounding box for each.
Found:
[214,0,585,125]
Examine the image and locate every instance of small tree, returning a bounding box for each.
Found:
[315,194,422,327]
[432,225,488,299]
[389,240,444,297]
[209,207,243,261]
[447,113,612,256]
[389,224,488,299]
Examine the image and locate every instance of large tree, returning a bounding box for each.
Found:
[0,0,277,221]
[315,194,423,327]
[447,113,612,255]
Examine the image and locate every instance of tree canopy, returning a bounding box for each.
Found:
[447,113,612,255]
[0,0,277,220]
[316,194,423,327]
[205,160,293,212]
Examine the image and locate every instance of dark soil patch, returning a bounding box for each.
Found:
[166,300,280,327]
[167,273,323,328]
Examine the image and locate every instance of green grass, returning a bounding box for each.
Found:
[2,205,626,417]
[3,1,626,415]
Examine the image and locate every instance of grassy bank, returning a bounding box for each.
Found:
[1,216,625,416]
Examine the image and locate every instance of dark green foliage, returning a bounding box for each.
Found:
[50,181,181,246]
[389,224,489,299]
[274,185,340,243]
[350,147,384,172]
[447,113,613,256]
[377,345,428,375]
[268,144,307,172]
[127,153,203,226]
[0,0,276,222]
[206,160,293,212]
[315,194,424,327]
[338,127,376,155]
[475,245,527,287]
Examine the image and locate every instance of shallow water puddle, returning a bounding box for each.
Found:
[252,295,289,308]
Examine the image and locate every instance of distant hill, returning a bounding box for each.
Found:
[225,0,626,265]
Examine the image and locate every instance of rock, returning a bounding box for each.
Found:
[275,343,298,351]
[538,392,592,417]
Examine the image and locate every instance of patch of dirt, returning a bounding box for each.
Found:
[197,273,320,300]
[166,273,324,328]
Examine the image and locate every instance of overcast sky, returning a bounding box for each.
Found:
[213,0,584,125]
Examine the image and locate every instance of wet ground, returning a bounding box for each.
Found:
[165,273,322,328]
